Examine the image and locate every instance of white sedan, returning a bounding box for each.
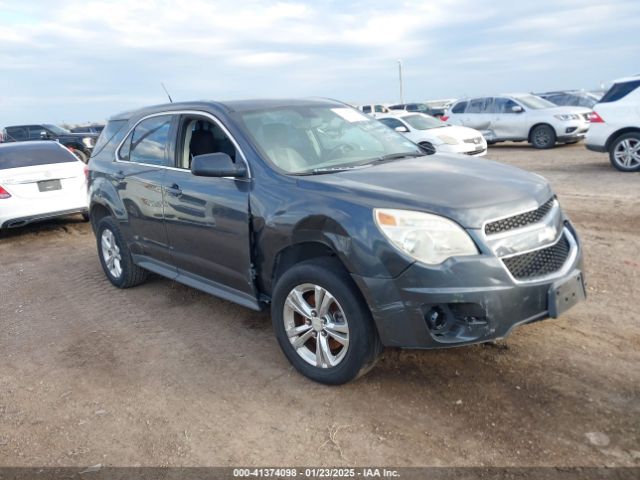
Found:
[0,141,89,229]
[377,112,487,156]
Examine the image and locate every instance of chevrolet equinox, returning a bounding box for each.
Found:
[88,99,586,384]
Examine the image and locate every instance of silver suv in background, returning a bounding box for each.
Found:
[444,94,592,149]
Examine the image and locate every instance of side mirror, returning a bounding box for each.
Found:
[40,131,49,139]
[395,126,409,133]
[191,152,247,178]
[511,105,524,113]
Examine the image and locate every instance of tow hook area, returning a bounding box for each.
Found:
[423,303,489,343]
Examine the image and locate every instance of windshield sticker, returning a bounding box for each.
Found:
[331,108,369,123]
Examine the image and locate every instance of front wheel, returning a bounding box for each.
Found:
[530,124,556,149]
[271,259,381,384]
[609,133,640,172]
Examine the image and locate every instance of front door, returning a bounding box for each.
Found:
[490,98,526,140]
[163,113,257,306]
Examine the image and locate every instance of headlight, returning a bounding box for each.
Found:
[374,209,478,265]
[554,114,579,121]
[436,135,459,145]
[82,137,96,148]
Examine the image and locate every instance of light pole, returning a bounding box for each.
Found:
[397,59,404,104]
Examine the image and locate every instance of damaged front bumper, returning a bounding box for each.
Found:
[351,223,585,349]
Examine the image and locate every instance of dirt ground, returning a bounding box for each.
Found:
[0,143,638,468]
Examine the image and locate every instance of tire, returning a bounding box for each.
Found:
[418,141,436,155]
[271,258,382,385]
[96,216,148,288]
[608,132,640,172]
[530,124,556,149]
[71,149,88,163]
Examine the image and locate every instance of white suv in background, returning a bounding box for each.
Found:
[444,94,591,149]
[585,76,640,172]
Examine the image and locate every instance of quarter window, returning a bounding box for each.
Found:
[119,115,172,166]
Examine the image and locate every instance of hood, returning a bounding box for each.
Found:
[297,154,552,229]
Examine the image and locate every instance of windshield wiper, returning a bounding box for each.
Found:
[293,165,371,176]
[374,152,425,162]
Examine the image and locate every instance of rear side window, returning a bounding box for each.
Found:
[4,127,27,141]
[600,80,640,103]
[379,118,405,130]
[119,115,172,166]
[0,144,77,169]
[361,106,371,113]
[466,98,486,113]
[92,119,127,157]
[451,101,467,113]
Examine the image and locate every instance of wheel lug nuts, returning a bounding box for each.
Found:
[321,331,327,336]
[311,310,317,317]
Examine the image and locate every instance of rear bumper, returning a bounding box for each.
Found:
[1,207,87,229]
[352,225,585,349]
[585,143,607,153]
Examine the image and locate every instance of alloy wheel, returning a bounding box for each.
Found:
[101,228,123,279]
[613,138,640,169]
[283,283,349,368]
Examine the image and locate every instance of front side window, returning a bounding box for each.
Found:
[176,116,238,169]
[379,118,406,130]
[28,126,47,139]
[514,95,556,110]
[600,80,640,103]
[119,115,172,166]
[238,106,422,174]
[362,105,371,113]
[402,114,444,130]
[493,97,520,113]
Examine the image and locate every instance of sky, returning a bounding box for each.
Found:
[0,0,638,125]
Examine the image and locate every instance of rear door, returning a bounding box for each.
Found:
[162,113,257,307]
[115,114,174,266]
[462,98,491,130]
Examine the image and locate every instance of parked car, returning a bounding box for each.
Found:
[377,112,487,156]
[388,102,440,116]
[358,104,391,116]
[585,76,640,172]
[0,141,89,229]
[536,91,601,108]
[444,94,591,148]
[71,124,105,134]
[88,99,585,385]
[2,124,98,163]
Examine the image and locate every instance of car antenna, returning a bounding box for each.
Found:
[161,82,173,103]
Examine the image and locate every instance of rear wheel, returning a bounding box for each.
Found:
[609,132,640,172]
[530,124,556,149]
[96,217,148,288]
[271,258,381,384]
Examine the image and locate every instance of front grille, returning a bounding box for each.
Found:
[485,198,555,235]
[464,148,486,155]
[502,234,570,280]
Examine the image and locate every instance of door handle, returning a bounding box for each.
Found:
[113,170,125,181]
[166,183,182,196]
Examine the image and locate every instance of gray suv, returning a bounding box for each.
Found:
[88,99,585,384]
[445,94,591,148]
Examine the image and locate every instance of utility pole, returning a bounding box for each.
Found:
[398,59,404,104]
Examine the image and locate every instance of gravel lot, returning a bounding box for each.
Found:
[0,143,638,468]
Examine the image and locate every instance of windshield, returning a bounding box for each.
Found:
[403,114,444,130]
[515,95,557,110]
[238,105,423,174]
[44,124,70,135]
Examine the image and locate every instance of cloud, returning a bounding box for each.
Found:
[0,0,638,123]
